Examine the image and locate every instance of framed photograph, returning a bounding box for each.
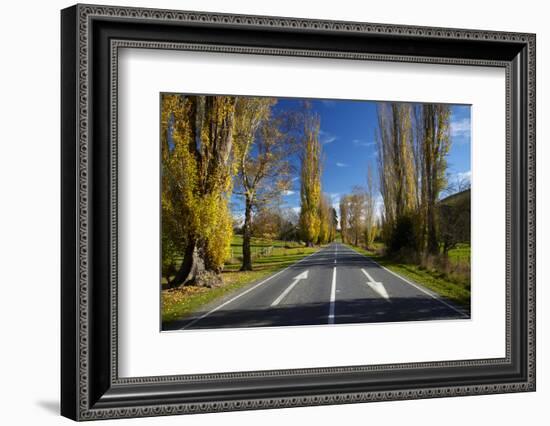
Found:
[61,4,536,421]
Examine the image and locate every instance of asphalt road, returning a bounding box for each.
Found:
[164,243,469,330]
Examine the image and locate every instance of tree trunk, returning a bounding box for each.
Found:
[241,197,253,271]
[168,239,205,288]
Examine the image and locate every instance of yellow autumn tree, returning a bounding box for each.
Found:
[376,102,452,255]
[416,104,451,254]
[377,103,417,252]
[161,94,237,287]
[299,111,322,247]
[233,97,297,271]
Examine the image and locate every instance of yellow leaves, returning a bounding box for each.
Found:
[203,196,233,271]
[299,111,323,245]
[275,179,290,193]
[376,102,452,254]
[317,193,334,245]
[377,103,418,225]
[162,94,239,279]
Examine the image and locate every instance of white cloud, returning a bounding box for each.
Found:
[319,129,337,145]
[457,170,472,183]
[450,118,471,139]
[335,162,349,168]
[353,139,375,147]
[332,203,341,227]
[327,193,341,204]
[456,170,472,180]
[291,206,301,214]
[282,190,296,196]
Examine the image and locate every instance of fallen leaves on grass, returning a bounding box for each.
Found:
[163,286,207,308]
[161,248,321,324]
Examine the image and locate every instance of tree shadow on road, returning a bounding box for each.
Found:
[163,295,469,331]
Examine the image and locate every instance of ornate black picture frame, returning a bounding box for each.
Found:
[61,4,536,421]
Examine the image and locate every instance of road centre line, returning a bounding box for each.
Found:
[180,246,330,329]
[328,266,337,324]
[347,245,469,318]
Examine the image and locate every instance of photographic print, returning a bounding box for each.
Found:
[161,94,471,330]
[61,7,535,418]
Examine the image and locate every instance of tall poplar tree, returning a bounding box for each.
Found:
[161,94,237,288]
[299,112,322,247]
[418,104,452,254]
[376,103,417,251]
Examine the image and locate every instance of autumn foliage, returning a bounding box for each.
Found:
[299,112,323,246]
[377,102,453,257]
[161,94,237,287]
[161,95,327,287]
[161,95,459,288]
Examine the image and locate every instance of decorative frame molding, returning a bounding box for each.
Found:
[61,4,535,421]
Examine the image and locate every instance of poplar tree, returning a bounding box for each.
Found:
[161,94,237,288]
[418,104,452,254]
[299,112,322,247]
[376,102,452,256]
[377,103,417,251]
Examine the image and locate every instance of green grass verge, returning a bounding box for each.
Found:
[162,244,318,324]
[348,244,471,312]
[225,235,306,268]
[447,243,471,263]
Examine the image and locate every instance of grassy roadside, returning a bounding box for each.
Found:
[348,244,471,312]
[162,240,319,324]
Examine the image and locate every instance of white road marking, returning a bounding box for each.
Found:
[179,248,327,330]
[349,246,469,318]
[328,266,337,324]
[271,270,309,306]
[361,268,376,282]
[361,268,391,301]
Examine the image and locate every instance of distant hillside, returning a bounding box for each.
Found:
[438,188,470,247]
[439,188,471,206]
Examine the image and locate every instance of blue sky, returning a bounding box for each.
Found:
[231,98,471,218]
